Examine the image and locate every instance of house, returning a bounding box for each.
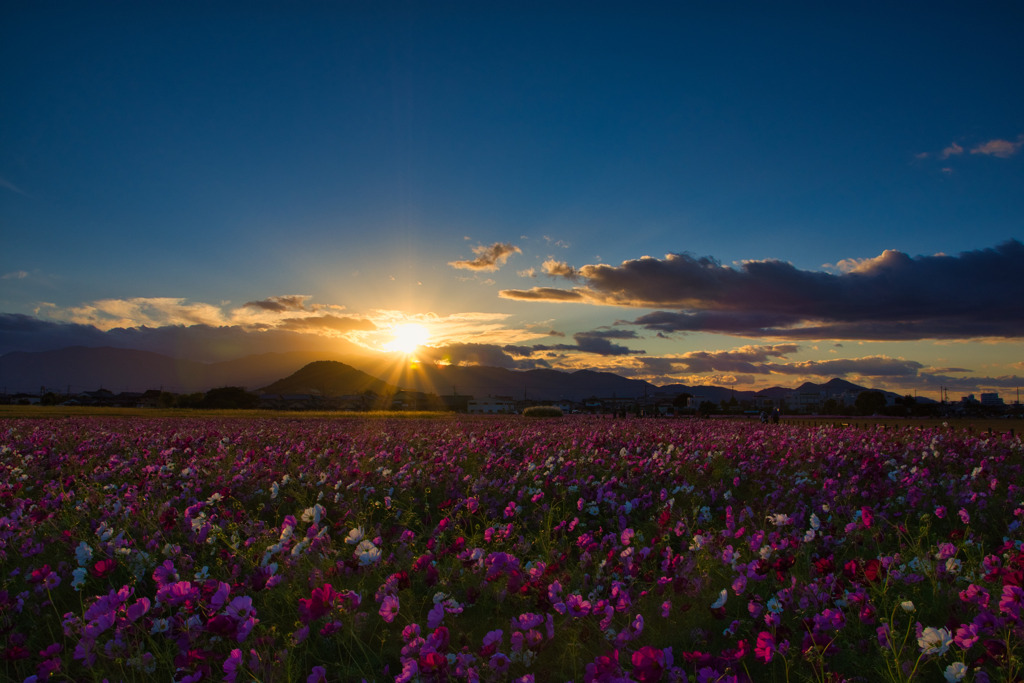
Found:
[467,396,516,414]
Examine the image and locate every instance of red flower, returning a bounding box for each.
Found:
[631,645,666,681]
[206,614,236,637]
[419,650,447,673]
[298,583,339,623]
[90,558,116,578]
[27,564,51,584]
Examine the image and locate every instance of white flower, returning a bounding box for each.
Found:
[356,539,381,566]
[75,541,93,567]
[944,662,967,682]
[918,626,952,656]
[345,526,365,545]
[809,513,821,530]
[71,567,87,591]
[767,513,791,526]
[900,600,916,613]
[710,589,727,609]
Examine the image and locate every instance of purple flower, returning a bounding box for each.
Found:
[223,649,243,683]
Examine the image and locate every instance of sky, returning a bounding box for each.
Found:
[2,1,1023,399]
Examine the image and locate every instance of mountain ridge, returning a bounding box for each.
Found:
[0,345,912,403]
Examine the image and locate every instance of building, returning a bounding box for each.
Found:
[467,396,516,414]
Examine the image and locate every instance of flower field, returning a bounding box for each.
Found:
[1,416,1022,682]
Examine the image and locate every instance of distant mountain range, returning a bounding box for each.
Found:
[0,346,353,395]
[0,345,910,404]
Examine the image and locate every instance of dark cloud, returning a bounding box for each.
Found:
[764,357,924,377]
[417,343,547,370]
[449,243,522,272]
[0,315,362,363]
[638,345,798,375]
[517,329,645,357]
[0,313,110,354]
[500,240,1024,340]
[912,373,1024,392]
[243,295,310,312]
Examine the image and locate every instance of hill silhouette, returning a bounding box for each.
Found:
[260,360,400,396]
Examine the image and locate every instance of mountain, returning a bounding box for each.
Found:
[354,361,662,403]
[260,360,399,396]
[0,346,354,394]
[1,344,921,405]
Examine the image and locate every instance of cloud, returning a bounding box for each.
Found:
[0,313,361,362]
[417,342,545,370]
[940,142,964,159]
[542,260,579,279]
[764,356,924,377]
[2,271,28,280]
[448,242,522,272]
[638,344,799,375]
[243,295,311,312]
[517,328,645,357]
[60,297,226,330]
[502,240,1024,340]
[277,315,377,333]
[0,177,26,195]
[499,287,588,302]
[970,136,1023,158]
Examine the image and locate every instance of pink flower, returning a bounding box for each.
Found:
[379,594,400,623]
[755,631,775,662]
[999,585,1024,621]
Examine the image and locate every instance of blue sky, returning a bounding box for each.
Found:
[2,1,1022,397]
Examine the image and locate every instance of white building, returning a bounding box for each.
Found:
[467,397,516,414]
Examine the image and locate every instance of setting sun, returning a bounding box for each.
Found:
[384,322,430,355]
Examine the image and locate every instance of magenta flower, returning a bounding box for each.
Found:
[631,645,667,681]
[999,584,1024,621]
[298,584,339,623]
[755,631,776,662]
[380,594,400,623]
[126,597,150,622]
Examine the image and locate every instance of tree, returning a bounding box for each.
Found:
[854,390,887,416]
[200,387,259,410]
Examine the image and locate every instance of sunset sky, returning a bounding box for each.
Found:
[2,2,1023,399]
